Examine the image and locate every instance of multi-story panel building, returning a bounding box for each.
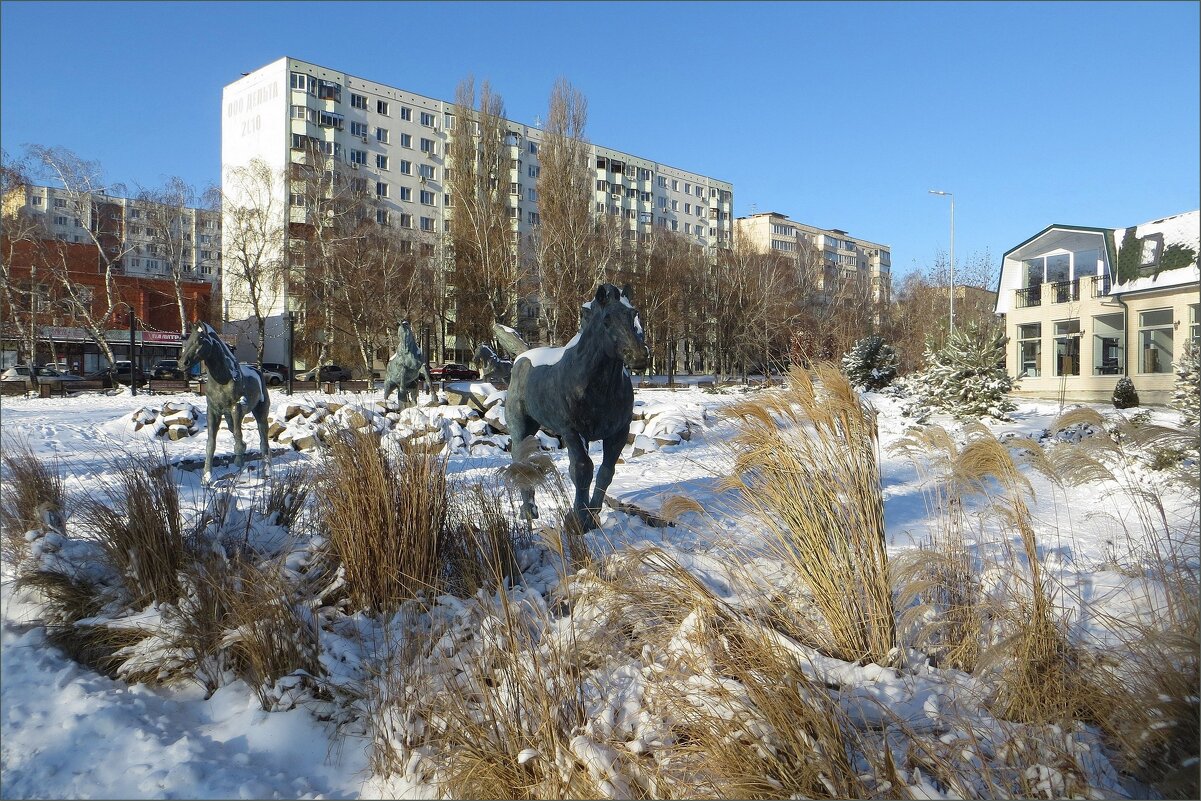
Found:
[995,209,1199,405]
[221,56,734,365]
[734,211,892,309]
[6,184,221,285]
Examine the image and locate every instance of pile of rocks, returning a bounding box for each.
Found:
[128,401,203,441]
[628,400,694,457]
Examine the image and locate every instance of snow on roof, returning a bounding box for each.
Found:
[1111,209,1200,295]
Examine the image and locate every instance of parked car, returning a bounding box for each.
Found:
[261,362,291,381]
[151,359,186,380]
[240,362,284,386]
[298,364,353,383]
[430,362,480,381]
[1,365,83,384]
[45,362,73,375]
[84,361,146,388]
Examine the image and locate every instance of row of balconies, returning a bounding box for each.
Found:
[1015,275,1111,308]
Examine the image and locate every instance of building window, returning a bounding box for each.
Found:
[351,93,367,109]
[1054,319,1081,377]
[399,213,412,228]
[528,165,540,178]
[399,160,412,175]
[350,149,367,165]
[1018,323,1041,378]
[400,106,411,121]
[527,188,537,202]
[316,80,340,102]
[420,138,435,154]
[420,216,434,232]
[671,200,678,212]
[377,100,389,116]
[400,133,411,148]
[376,127,389,143]
[376,182,388,198]
[657,176,666,188]
[318,111,344,129]
[376,154,389,170]
[444,193,452,207]
[420,111,435,127]
[1092,312,1124,375]
[54,198,67,208]
[398,186,412,202]
[418,164,435,180]
[350,121,368,137]
[671,179,678,191]
[376,209,389,226]
[420,190,435,206]
[1138,308,1174,373]
[1191,304,1200,344]
[54,215,68,226]
[528,211,540,226]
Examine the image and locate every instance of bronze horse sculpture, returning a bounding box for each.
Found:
[178,323,271,485]
[383,320,432,405]
[506,284,648,532]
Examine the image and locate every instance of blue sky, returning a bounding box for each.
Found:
[2,1,1197,280]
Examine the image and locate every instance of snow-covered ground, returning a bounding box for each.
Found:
[1,383,1197,799]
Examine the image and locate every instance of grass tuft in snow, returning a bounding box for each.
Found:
[719,362,896,666]
[1,437,66,565]
[315,430,448,613]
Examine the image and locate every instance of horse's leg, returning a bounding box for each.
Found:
[507,404,540,522]
[564,432,596,532]
[383,380,394,402]
[255,402,271,478]
[228,406,246,472]
[203,403,219,485]
[588,428,628,520]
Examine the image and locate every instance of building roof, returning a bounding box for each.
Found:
[1109,209,1200,296]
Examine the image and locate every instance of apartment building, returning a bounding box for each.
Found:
[734,211,892,307]
[995,209,1199,405]
[6,184,221,285]
[221,56,735,364]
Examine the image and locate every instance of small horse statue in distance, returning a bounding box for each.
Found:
[178,322,271,485]
[506,283,649,532]
[383,320,432,406]
[473,343,513,385]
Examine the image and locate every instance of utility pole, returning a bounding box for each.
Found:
[128,308,137,397]
[286,310,295,396]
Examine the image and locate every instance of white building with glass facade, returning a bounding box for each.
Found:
[995,210,1199,405]
[221,56,734,364]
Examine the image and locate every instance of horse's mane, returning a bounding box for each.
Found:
[197,322,240,380]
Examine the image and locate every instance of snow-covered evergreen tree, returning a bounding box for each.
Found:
[1111,376,1139,409]
[1171,341,1199,427]
[841,334,899,391]
[912,322,1017,421]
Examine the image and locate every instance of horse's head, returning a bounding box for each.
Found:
[584,284,649,371]
[178,322,211,373]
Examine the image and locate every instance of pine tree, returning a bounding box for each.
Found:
[913,321,1016,421]
[841,334,899,391]
[1112,376,1139,409]
[1171,341,1200,427]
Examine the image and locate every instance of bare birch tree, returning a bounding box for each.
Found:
[25,146,140,366]
[223,158,284,364]
[136,176,220,333]
[1,150,45,363]
[446,76,521,348]
[534,78,620,344]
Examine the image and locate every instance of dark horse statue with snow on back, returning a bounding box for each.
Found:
[383,320,432,405]
[507,283,649,532]
[178,323,271,485]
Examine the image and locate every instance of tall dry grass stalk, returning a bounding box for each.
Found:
[315,431,447,613]
[263,465,313,530]
[719,362,896,665]
[501,435,590,570]
[77,448,186,607]
[1,438,65,564]
[441,479,523,595]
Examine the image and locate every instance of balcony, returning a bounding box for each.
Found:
[1015,286,1042,308]
[1090,274,1111,298]
[1051,279,1079,304]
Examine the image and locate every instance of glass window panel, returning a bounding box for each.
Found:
[1046,253,1070,283]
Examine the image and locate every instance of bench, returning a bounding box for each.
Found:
[146,379,199,395]
[1,380,33,397]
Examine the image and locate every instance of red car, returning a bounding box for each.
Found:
[430,362,480,381]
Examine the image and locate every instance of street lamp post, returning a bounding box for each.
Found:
[928,190,955,334]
